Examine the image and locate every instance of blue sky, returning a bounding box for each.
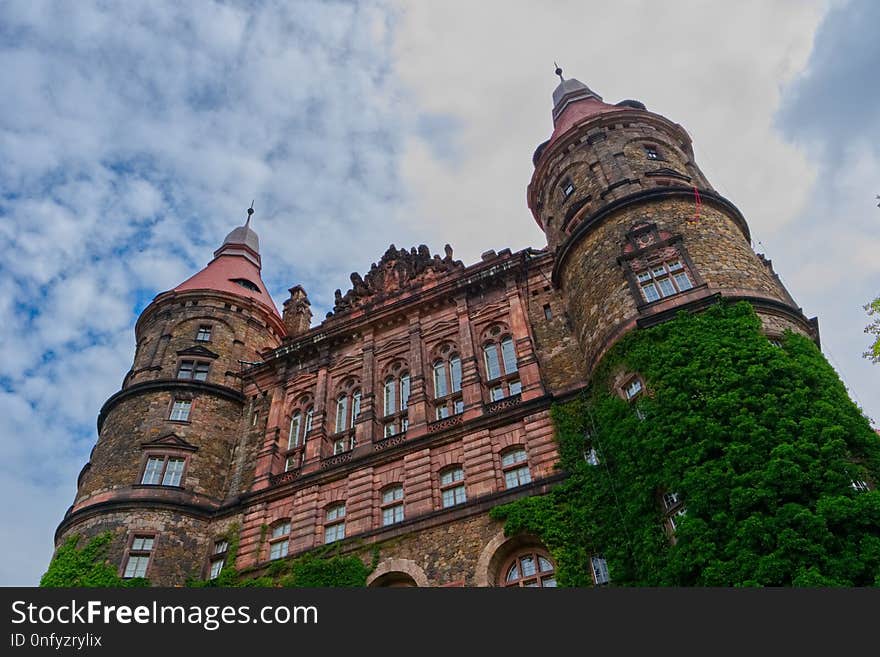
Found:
[0,0,877,585]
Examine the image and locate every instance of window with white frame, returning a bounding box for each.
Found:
[439,466,467,508]
[502,549,557,587]
[561,179,575,198]
[381,485,404,526]
[123,535,154,578]
[285,403,313,470]
[501,447,531,489]
[208,539,228,580]
[432,344,463,420]
[324,503,346,543]
[636,260,693,303]
[851,479,871,493]
[268,522,291,560]
[483,334,521,401]
[140,455,185,486]
[169,399,192,422]
[382,363,411,437]
[623,377,643,400]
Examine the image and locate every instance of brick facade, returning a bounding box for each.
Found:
[52,74,819,587]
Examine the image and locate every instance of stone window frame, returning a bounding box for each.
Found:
[137,451,191,488]
[500,446,531,490]
[167,396,194,423]
[560,177,575,199]
[323,501,346,544]
[500,549,557,587]
[381,360,411,438]
[429,341,463,421]
[195,324,213,342]
[176,359,211,381]
[120,532,157,579]
[207,537,229,580]
[618,223,705,310]
[480,323,521,403]
[284,394,314,472]
[380,483,405,527]
[267,520,291,561]
[438,464,467,509]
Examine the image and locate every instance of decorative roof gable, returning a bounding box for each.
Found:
[176,345,220,359]
[140,433,198,452]
[328,244,464,317]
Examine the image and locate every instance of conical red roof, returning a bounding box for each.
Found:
[173,221,280,318]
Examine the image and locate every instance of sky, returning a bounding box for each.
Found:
[0,0,877,586]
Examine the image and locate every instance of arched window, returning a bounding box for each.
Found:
[431,343,463,421]
[382,361,411,437]
[332,380,360,454]
[482,325,521,402]
[501,447,531,489]
[501,549,556,587]
[284,396,313,472]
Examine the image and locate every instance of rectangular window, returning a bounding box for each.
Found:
[161,457,185,486]
[504,466,531,489]
[324,504,346,543]
[141,457,164,485]
[401,417,409,432]
[123,535,154,579]
[384,379,396,416]
[501,338,518,374]
[851,480,871,492]
[196,325,212,342]
[285,455,299,472]
[624,379,643,399]
[382,504,404,526]
[335,397,348,434]
[491,386,505,402]
[382,486,404,504]
[543,304,553,320]
[213,540,228,555]
[509,380,522,396]
[441,485,467,508]
[289,414,302,450]
[450,357,462,393]
[384,423,397,438]
[645,146,659,160]
[436,405,450,420]
[400,374,410,410]
[177,360,209,381]
[562,180,575,198]
[209,558,224,580]
[351,392,361,428]
[584,447,600,466]
[591,555,610,584]
[663,492,681,510]
[636,261,694,303]
[484,345,501,380]
[269,540,288,560]
[169,400,191,422]
[434,362,448,398]
[453,399,464,414]
[334,437,354,455]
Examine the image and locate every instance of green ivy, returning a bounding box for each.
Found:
[492,302,880,586]
[188,531,373,588]
[40,533,149,588]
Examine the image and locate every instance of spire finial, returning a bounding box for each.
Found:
[554,62,564,83]
[245,200,254,228]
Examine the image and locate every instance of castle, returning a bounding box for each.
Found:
[52,73,821,587]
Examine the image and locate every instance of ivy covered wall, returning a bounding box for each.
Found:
[493,302,880,586]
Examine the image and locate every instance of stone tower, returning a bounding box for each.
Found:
[527,74,817,371]
[54,215,285,584]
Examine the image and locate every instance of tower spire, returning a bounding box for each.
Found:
[554,62,564,83]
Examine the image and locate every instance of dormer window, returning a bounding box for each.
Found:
[231,278,260,292]
[561,179,575,198]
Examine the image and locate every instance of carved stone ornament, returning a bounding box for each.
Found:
[327,244,464,317]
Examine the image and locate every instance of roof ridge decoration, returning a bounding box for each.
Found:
[328,244,464,317]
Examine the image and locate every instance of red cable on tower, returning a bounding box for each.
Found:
[691,186,702,223]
